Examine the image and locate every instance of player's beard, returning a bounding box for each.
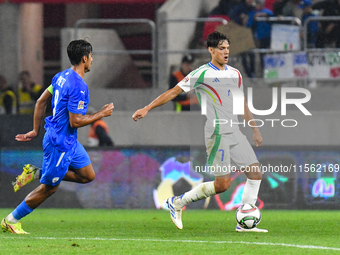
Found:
[85,60,92,73]
[85,66,91,73]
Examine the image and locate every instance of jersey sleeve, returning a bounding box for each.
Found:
[67,79,89,115]
[177,66,207,92]
[177,74,192,93]
[230,67,244,92]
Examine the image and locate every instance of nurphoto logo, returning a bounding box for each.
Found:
[199,84,311,128]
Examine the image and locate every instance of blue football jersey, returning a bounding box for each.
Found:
[44,68,89,151]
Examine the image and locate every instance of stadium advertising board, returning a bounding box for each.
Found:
[1,147,339,210]
[264,52,340,80]
[270,24,300,51]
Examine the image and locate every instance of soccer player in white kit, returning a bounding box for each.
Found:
[132,31,267,233]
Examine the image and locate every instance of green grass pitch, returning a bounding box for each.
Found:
[0,209,339,254]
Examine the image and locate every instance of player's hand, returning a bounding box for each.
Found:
[101,103,114,117]
[15,130,38,142]
[132,108,148,121]
[253,130,263,147]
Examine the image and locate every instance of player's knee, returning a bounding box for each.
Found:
[49,186,58,196]
[250,171,262,180]
[245,164,262,180]
[214,179,231,193]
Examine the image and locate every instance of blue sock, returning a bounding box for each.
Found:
[12,200,34,221]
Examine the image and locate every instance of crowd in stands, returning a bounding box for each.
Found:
[169,55,200,112]
[0,71,44,115]
[201,0,340,77]
[2,1,340,113]
[0,70,115,148]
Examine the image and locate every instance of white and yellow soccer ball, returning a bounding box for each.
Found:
[236,204,261,229]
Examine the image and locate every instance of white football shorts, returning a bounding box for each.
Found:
[205,129,259,176]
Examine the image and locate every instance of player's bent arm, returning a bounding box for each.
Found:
[69,103,114,128]
[242,98,263,147]
[33,89,52,134]
[132,85,183,121]
[15,88,52,142]
[146,85,184,111]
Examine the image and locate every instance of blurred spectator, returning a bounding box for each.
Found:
[299,0,319,48]
[88,119,114,147]
[210,0,240,16]
[18,71,43,114]
[273,0,296,26]
[169,55,199,112]
[281,0,303,18]
[315,0,340,48]
[247,0,273,75]
[312,0,334,11]
[0,75,17,115]
[87,107,114,147]
[247,0,273,50]
[229,0,255,26]
[273,0,290,16]
[264,0,276,11]
[229,0,256,78]
[201,0,241,42]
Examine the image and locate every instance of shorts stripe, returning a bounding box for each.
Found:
[208,134,221,166]
[56,152,65,167]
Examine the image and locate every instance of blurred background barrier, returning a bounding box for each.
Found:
[1,146,340,210]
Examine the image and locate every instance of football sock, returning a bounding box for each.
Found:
[5,213,19,224]
[7,200,34,222]
[242,179,261,205]
[34,168,42,180]
[176,181,216,208]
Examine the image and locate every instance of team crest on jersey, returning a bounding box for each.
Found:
[52,177,60,183]
[182,77,189,83]
[78,101,85,109]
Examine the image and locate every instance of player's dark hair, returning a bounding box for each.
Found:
[67,39,92,65]
[206,31,230,48]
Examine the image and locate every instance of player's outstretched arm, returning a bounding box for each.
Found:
[16,89,52,142]
[69,103,114,128]
[242,98,263,147]
[132,85,184,121]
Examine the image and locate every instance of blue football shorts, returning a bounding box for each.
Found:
[40,135,91,186]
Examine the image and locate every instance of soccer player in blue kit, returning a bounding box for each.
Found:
[1,39,114,234]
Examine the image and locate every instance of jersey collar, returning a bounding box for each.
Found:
[208,62,228,71]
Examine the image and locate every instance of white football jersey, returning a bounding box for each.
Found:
[178,62,244,138]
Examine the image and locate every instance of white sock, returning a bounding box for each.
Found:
[242,179,261,205]
[34,169,41,180]
[176,181,216,208]
[6,213,19,224]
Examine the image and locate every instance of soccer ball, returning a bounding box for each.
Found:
[236,204,261,229]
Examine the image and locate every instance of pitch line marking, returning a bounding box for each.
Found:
[2,236,340,251]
